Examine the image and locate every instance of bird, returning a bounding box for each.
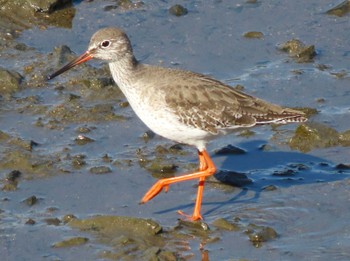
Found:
[48,27,307,221]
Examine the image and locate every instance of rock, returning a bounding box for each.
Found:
[243,31,264,39]
[89,166,112,174]
[52,237,89,248]
[0,67,22,97]
[278,39,316,63]
[214,170,253,187]
[326,0,350,17]
[169,4,188,16]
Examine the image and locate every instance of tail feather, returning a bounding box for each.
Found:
[255,109,307,125]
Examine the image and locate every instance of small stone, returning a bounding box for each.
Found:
[24,195,38,206]
[215,144,246,155]
[90,166,112,174]
[335,163,350,170]
[76,126,92,133]
[2,183,17,191]
[169,4,188,16]
[62,214,77,223]
[74,135,95,145]
[147,161,178,174]
[52,237,89,248]
[278,39,316,63]
[248,226,278,247]
[118,101,129,108]
[326,0,350,17]
[67,93,80,101]
[5,170,22,182]
[243,31,264,39]
[169,144,183,152]
[102,154,113,163]
[142,130,155,141]
[177,219,210,231]
[44,218,61,226]
[272,169,296,176]
[212,218,240,231]
[46,207,59,213]
[25,218,36,225]
[0,67,22,96]
[262,185,278,191]
[214,170,253,187]
[72,157,86,168]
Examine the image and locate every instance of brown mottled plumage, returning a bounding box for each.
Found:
[48,27,307,221]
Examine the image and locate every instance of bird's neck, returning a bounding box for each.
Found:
[108,56,139,88]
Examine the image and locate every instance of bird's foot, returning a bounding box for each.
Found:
[177,210,202,221]
[140,180,169,204]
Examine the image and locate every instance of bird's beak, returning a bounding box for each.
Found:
[47,50,94,80]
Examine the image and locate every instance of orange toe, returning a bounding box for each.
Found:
[140,179,167,203]
[177,210,203,221]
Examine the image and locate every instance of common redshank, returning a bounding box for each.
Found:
[48,27,307,221]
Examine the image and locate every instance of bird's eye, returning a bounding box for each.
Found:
[101,40,111,48]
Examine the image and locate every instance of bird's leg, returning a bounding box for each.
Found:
[140,149,216,221]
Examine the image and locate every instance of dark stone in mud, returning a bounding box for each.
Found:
[212,218,240,231]
[71,155,86,169]
[89,166,112,174]
[335,163,350,170]
[262,184,278,191]
[67,93,81,101]
[25,218,36,225]
[0,67,22,97]
[118,101,129,108]
[26,0,72,13]
[278,39,316,63]
[50,45,75,67]
[52,237,89,248]
[289,123,340,153]
[0,130,10,141]
[142,130,155,142]
[169,4,188,16]
[74,135,95,145]
[330,70,348,79]
[0,0,75,32]
[215,144,246,155]
[272,168,296,176]
[102,154,113,163]
[147,161,178,174]
[9,137,39,151]
[176,219,210,232]
[339,130,350,146]
[214,170,253,187]
[75,126,93,133]
[62,214,77,224]
[169,144,183,152]
[103,0,144,11]
[243,31,264,39]
[246,224,278,247]
[24,195,38,206]
[5,170,22,182]
[69,215,162,236]
[2,183,18,191]
[44,217,61,226]
[326,0,350,17]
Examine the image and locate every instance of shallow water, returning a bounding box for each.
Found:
[1,0,350,260]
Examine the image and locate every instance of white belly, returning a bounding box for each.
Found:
[127,92,210,150]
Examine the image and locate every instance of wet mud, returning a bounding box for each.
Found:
[1,0,350,260]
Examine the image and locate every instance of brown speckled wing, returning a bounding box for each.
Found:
[164,72,306,134]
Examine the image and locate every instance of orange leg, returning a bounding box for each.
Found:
[140,149,216,221]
